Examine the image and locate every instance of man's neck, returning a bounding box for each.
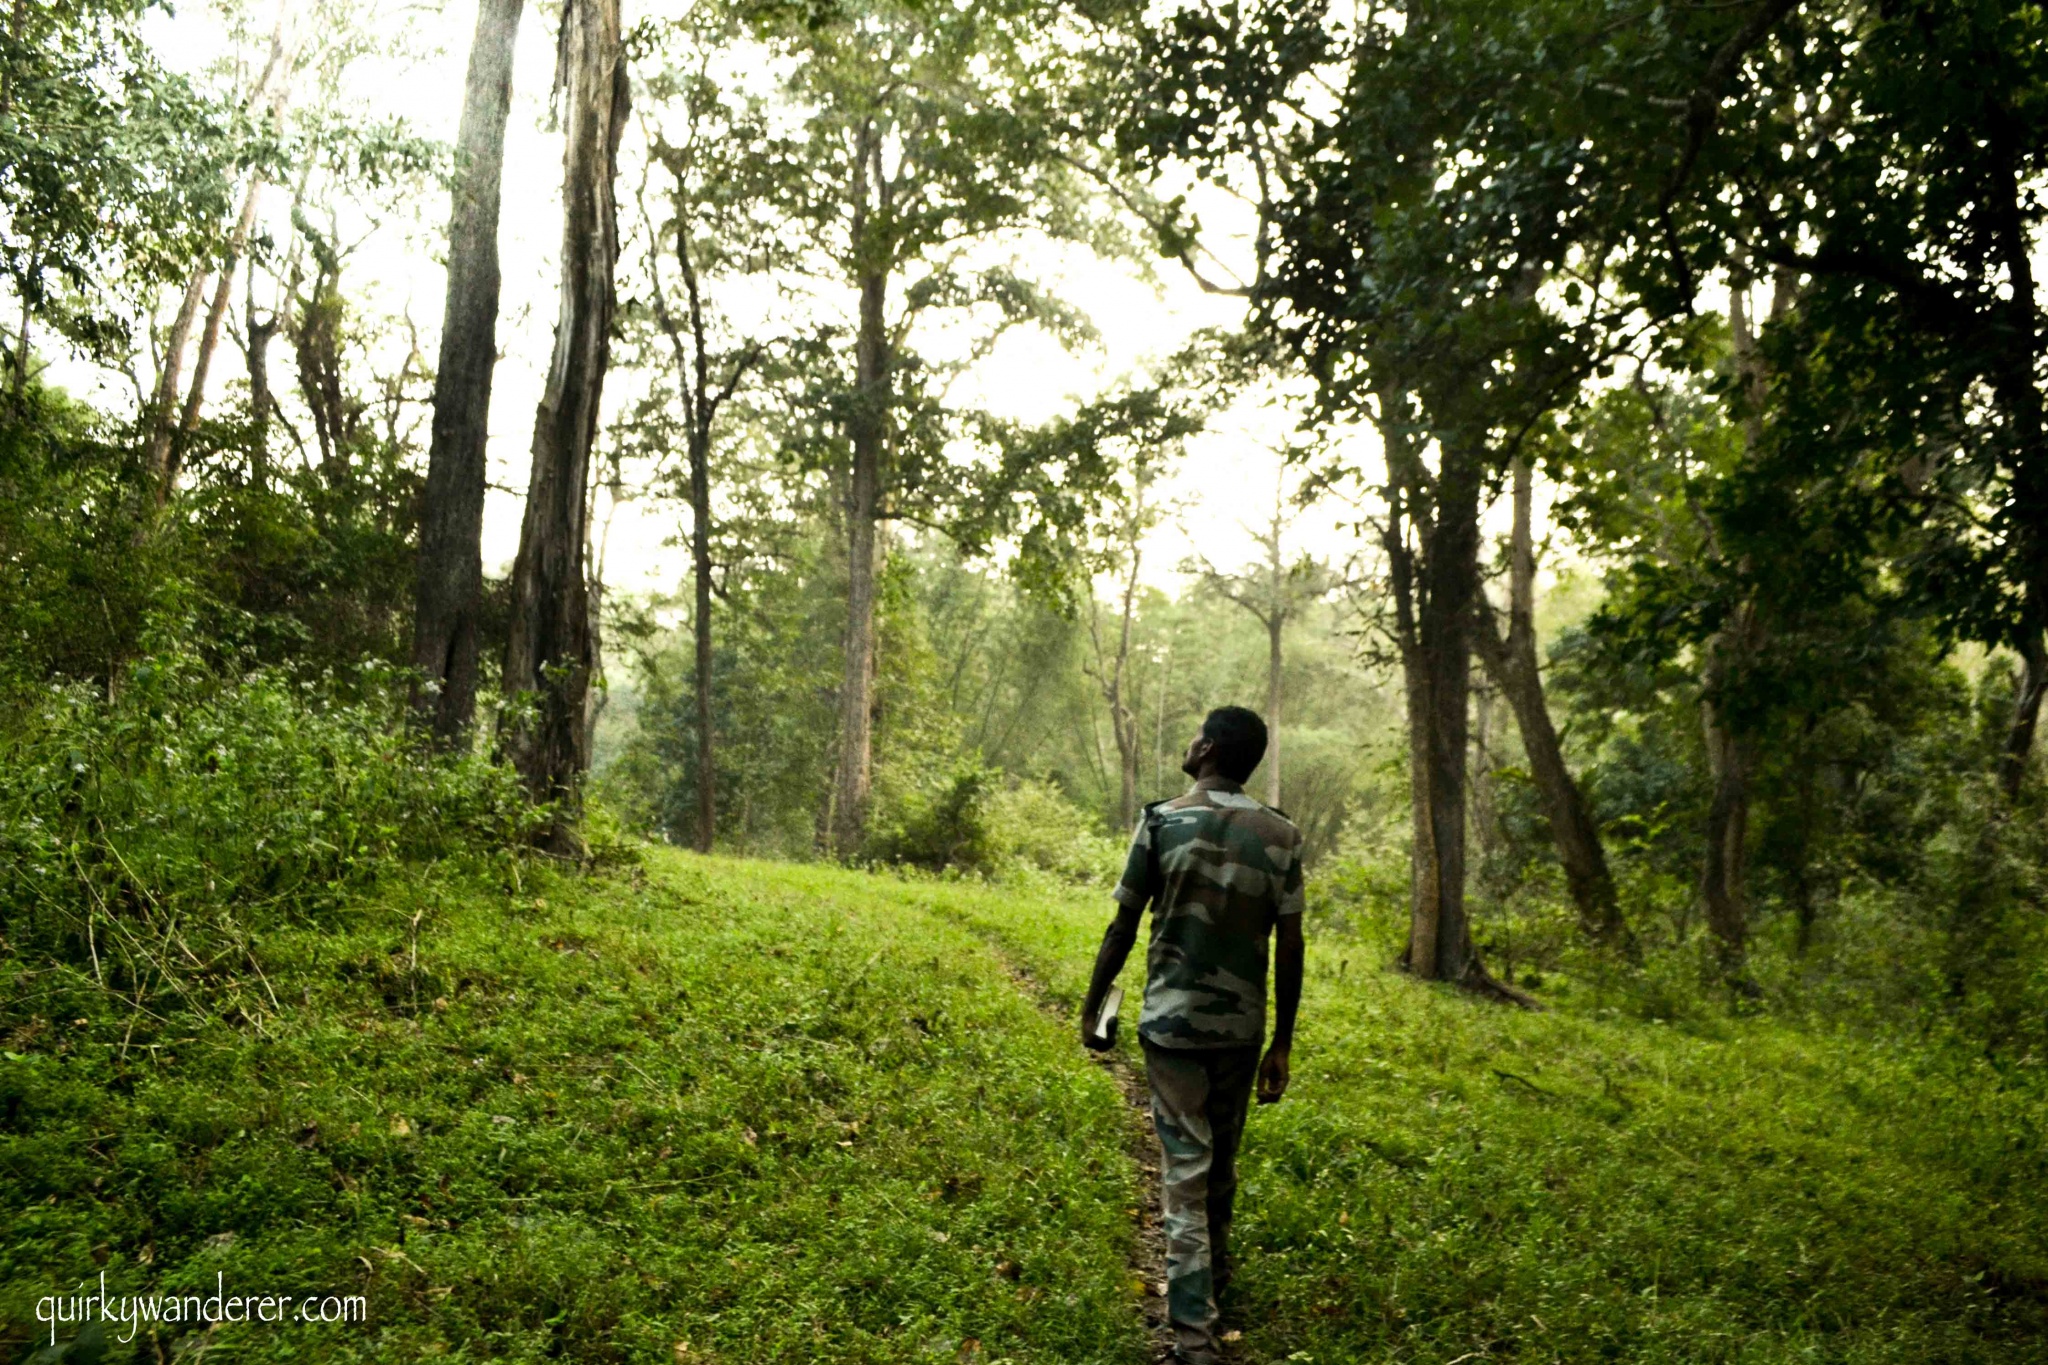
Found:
[1191,772,1241,793]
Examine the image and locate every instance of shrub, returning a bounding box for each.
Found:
[867,770,1122,884]
[866,764,1002,873]
[0,647,537,995]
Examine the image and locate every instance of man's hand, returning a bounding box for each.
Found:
[1081,903,1142,1053]
[1080,1009,1112,1052]
[1256,1043,1291,1104]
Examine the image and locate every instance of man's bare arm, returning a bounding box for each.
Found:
[1258,914,1304,1102]
[1080,903,1142,1050]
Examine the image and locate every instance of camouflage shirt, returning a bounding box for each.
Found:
[1113,776,1305,1050]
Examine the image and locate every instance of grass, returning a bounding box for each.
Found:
[8,847,2047,1363]
[1,850,1146,1364]
[931,874,2048,1364]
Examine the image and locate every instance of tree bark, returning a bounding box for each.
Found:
[501,0,628,853]
[1699,600,1759,973]
[1266,614,1283,809]
[2002,626,2047,797]
[1474,458,1626,947]
[146,271,208,479]
[410,0,524,743]
[827,209,889,854]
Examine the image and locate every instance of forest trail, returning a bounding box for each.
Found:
[973,937,1175,1361]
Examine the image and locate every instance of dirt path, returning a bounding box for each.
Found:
[982,947,1173,1363]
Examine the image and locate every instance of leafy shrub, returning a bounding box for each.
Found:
[0,647,537,991]
[979,777,1123,885]
[866,764,1001,873]
[868,769,1121,883]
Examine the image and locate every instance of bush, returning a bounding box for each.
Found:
[867,769,1122,884]
[865,764,1002,873]
[0,646,537,994]
[980,778,1124,885]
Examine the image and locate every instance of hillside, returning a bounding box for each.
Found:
[7,851,2046,1362]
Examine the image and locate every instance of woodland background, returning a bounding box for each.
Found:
[5,1,2048,1357]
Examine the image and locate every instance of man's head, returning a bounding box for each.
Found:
[1182,705,1269,784]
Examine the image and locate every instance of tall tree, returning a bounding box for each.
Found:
[410,0,525,742]
[1188,457,1332,810]
[149,4,299,499]
[1083,466,1160,831]
[1473,457,1626,948]
[741,0,1130,854]
[633,122,770,850]
[1706,3,2048,798]
[501,0,629,850]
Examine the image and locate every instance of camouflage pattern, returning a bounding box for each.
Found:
[1113,776,1305,1050]
[1143,1039,1259,1362]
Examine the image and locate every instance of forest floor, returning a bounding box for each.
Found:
[6,847,2048,1363]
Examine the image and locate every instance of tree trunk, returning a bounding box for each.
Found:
[1381,420,1532,1007]
[1411,447,1482,983]
[410,0,524,743]
[162,170,267,500]
[1265,614,1283,808]
[146,271,208,478]
[2002,625,2047,797]
[1699,601,1759,973]
[290,272,358,483]
[690,422,716,852]
[246,306,277,490]
[1986,108,2047,800]
[828,258,888,855]
[1474,458,1626,947]
[1112,547,1142,829]
[501,0,628,853]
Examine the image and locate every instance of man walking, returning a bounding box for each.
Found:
[1080,705,1306,1365]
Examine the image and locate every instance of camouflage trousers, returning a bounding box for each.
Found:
[1142,1040,1260,1361]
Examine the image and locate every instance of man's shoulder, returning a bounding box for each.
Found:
[1182,789,1302,841]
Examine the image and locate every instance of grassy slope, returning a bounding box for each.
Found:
[10,851,2047,1364]
[933,877,2048,1364]
[2,851,1145,1364]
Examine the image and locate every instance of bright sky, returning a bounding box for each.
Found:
[87,0,1380,610]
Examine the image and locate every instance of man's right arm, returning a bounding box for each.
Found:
[1080,903,1142,1050]
[1083,806,1159,1049]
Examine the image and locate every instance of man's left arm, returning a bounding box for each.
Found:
[1258,837,1307,1104]
[1258,916,1303,1102]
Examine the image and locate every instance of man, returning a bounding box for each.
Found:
[1080,705,1305,1365]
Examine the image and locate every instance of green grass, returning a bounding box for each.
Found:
[2,850,1146,1363]
[9,849,2047,1363]
[931,875,2048,1363]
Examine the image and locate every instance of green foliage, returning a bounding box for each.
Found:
[0,384,427,696]
[0,0,241,359]
[865,764,1003,874]
[0,647,535,981]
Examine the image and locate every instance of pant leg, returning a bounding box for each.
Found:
[1142,1040,1221,1357]
[1202,1047,1260,1298]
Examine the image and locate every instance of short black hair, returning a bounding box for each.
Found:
[1202,706,1268,783]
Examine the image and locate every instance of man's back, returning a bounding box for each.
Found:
[1115,776,1305,1050]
